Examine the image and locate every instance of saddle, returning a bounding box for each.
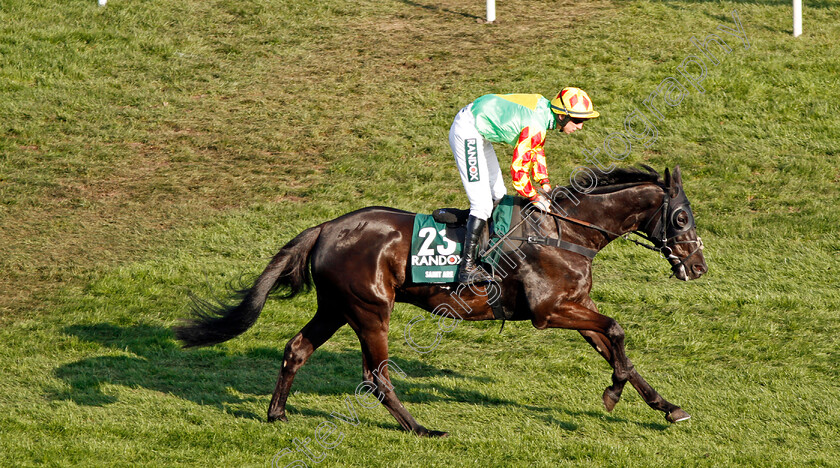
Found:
[432,197,526,248]
[431,207,470,226]
[430,207,491,251]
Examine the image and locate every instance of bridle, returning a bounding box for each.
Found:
[633,184,705,278]
[542,183,704,277]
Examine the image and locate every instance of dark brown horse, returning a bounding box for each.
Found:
[175,166,706,437]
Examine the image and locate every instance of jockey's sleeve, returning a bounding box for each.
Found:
[510,126,549,200]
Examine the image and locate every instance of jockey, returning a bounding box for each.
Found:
[449,87,600,284]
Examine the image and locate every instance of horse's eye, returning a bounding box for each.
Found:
[675,211,689,227]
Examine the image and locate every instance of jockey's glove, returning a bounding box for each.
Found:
[532,195,551,212]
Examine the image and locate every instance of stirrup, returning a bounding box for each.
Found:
[457,263,497,284]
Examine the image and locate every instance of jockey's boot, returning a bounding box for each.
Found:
[457,215,496,284]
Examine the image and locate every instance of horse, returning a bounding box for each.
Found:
[174,165,707,437]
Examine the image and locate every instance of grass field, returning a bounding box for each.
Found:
[1,0,839,466]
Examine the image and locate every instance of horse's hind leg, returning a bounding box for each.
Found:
[627,368,691,422]
[350,317,448,438]
[267,307,346,422]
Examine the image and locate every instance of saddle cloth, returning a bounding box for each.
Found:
[410,196,518,284]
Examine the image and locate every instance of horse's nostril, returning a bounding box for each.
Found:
[693,264,707,275]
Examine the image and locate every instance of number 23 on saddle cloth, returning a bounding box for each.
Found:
[410,196,516,284]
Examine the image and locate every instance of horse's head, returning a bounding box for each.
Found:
[644,166,707,281]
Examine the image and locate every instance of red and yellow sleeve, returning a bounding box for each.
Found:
[533,146,550,188]
[510,127,549,199]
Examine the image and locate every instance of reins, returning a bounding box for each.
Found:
[537,183,667,254]
[480,197,666,261]
[540,208,663,253]
[540,186,704,271]
[480,183,704,276]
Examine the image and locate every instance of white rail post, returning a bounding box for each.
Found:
[486,0,495,23]
[793,0,802,37]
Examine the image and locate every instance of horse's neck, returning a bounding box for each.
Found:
[568,183,665,249]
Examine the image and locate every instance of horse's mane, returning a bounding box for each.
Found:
[552,165,663,200]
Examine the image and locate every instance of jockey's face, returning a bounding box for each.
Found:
[562,117,585,134]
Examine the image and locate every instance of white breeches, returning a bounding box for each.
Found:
[449,104,507,220]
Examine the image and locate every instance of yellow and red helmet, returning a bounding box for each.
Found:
[550,87,600,119]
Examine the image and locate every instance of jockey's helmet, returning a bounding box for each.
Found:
[550,87,600,119]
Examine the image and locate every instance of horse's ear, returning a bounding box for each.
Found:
[672,165,683,187]
[664,167,677,198]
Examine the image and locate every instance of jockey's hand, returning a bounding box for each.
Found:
[531,195,551,212]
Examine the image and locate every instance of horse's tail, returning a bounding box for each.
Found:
[174,225,323,348]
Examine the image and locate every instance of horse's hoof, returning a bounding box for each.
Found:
[416,427,449,438]
[602,388,620,412]
[665,408,691,423]
[267,412,288,423]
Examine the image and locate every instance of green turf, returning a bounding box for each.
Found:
[1,0,839,466]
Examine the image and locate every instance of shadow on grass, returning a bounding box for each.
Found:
[50,323,504,419]
[51,323,671,432]
[522,404,671,432]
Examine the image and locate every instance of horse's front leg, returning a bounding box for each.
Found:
[578,330,628,412]
[533,300,634,380]
[533,300,689,423]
